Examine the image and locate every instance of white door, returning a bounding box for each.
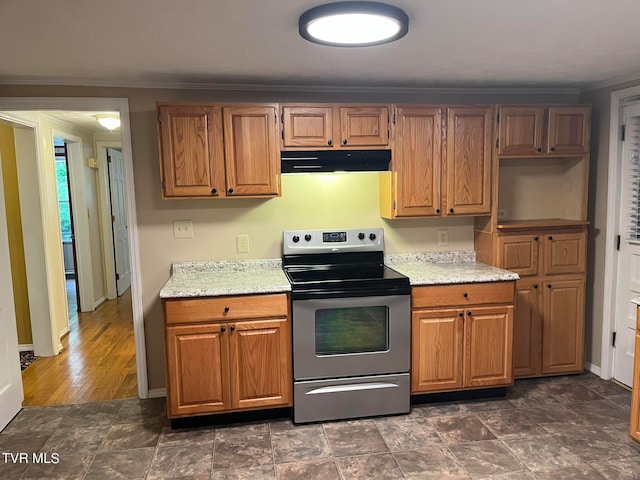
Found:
[613,102,640,387]
[0,152,24,430]
[108,148,131,296]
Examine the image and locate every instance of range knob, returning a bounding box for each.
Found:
[358,232,365,240]
[292,235,300,243]
[304,234,312,241]
[369,233,377,241]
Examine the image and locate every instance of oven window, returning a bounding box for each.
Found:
[315,306,388,355]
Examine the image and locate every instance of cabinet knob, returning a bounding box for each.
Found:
[449,208,454,214]
[327,139,333,146]
[547,284,552,289]
[342,139,348,145]
[534,236,539,241]
[224,306,230,313]
[463,292,468,298]
[228,188,234,194]
[230,325,236,332]
[534,284,538,289]
[550,147,556,152]
[537,148,542,152]
[436,208,441,214]
[467,311,472,316]
[211,188,217,195]
[459,312,464,317]
[548,236,553,241]
[220,326,226,332]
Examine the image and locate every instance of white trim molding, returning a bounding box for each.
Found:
[148,388,167,399]
[601,84,640,382]
[18,344,34,352]
[0,97,148,400]
[584,362,602,377]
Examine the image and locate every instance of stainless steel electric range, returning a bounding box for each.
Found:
[282,227,411,424]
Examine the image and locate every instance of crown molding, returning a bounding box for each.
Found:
[579,69,640,94]
[0,76,581,96]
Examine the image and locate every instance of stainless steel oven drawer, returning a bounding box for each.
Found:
[294,373,410,423]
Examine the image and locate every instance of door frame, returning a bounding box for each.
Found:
[0,97,148,399]
[601,84,640,380]
[96,141,122,300]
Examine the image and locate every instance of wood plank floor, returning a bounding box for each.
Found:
[21,289,137,406]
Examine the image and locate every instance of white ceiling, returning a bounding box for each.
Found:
[1,0,639,92]
[42,111,120,133]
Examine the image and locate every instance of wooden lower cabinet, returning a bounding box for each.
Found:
[513,280,541,377]
[631,308,640,442]
[411,282,515,394]
[163,294,292,419]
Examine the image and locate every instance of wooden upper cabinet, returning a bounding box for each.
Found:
[339,106,389,147]
[393,106,442,217]
[497,234,539,276]
[157,102,280,199]
[445,107,492,215]
[158,104,224,198]
[498,107,545,155]
[281,104,390,150]
[282,106,333,148]
[498,105,591,156]
[547,107,591,155]
[223,105,280,196]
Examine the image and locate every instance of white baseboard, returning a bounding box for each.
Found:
[148,388,166,398]
[18,344,34,352]
[93,296,106,309]
[584,362,603,377]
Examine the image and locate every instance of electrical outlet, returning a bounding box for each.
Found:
[237,234,250,253]
[173,220,193,239]
[438,229,449,246]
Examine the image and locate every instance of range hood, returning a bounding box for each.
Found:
[281,150,391,173]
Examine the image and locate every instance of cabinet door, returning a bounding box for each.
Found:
[282,106,334,148]
[393,106,442,217]
[542,279,585,375]
[498,107,545,155]
[464,306,514,387]
[229,317,292,410]
[631,326,640,442]
[542,231,586,275]
[165,324,230,417]
[547,107,591,155]
[444,107,492,215]
[497,234,539,276]
[411,309,464,393]
[158,104,224,198]
[223,105,280,196]
[513,280,542,377]
[339,106,389,147]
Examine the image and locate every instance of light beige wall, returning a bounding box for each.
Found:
[0,84,580,389]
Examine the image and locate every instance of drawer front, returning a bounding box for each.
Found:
[164,293,288,325]
[412,282,515,309]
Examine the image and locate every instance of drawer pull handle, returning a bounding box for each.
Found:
[459,312,464,317]
[220,326,226,333]
[547,284,552,289]
[463,292,468,298]
[533,284,538,289]
[224,306,230,313]
[548,236,553,240]
[230,325,236,332]
[534,236,539,241]
[467,311,472,316]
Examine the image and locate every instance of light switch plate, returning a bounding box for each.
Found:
[173,220,193,239]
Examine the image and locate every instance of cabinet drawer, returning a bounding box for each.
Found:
[412,282,514,309]
[164,293,288,325]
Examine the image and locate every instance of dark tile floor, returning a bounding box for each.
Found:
[1,372,639,479]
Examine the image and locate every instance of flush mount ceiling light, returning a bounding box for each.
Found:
[95,114,120,131]
[299,1,408,47]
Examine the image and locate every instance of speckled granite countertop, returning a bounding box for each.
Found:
[385,251,520,286]
[159,252,519,298]
[159,259,291,298]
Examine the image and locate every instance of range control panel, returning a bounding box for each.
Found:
[283,228,384,255]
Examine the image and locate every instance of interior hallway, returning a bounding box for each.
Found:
[21,289,137,406]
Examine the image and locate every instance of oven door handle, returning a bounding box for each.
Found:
[305,382,400,395]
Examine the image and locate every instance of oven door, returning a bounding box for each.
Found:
[292,294,410,380]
